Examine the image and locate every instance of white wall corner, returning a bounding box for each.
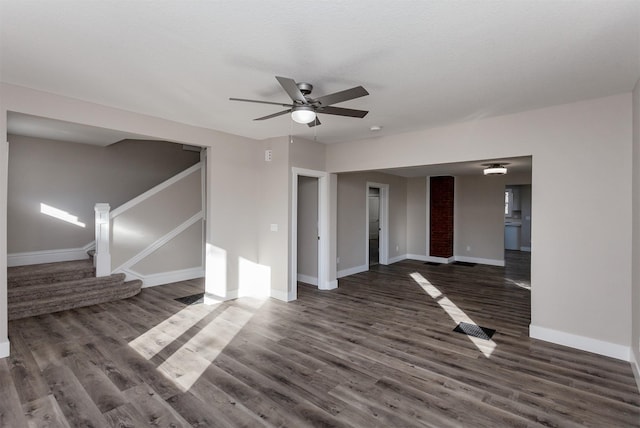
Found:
[337,264,368,278]
[630,349,640,394]
[0,338,10,358]
[297,274,318,286]
[407,253,429,261]
[388,254,407,264]
[530,324,631,361]
[319,279,338,291]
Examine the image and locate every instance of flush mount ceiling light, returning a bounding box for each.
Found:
[291,105,317,124]
[482,163,509,175]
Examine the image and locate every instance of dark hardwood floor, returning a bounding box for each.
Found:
[2,253,639,427]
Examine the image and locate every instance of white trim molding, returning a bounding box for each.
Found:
[388,254,406,264]
[111,162,202,218]
[319,279,338,291]
[455,256,505,267]
[123,267,204,288]
[113,212,203,273]
[337,264,368,278]
[0,338,10,358]
[290,167,332,302]
[271,288,292,302]
[631,350,640,394]
[297,274,318,286]
[530,324,630,361]
[8,241,95,267]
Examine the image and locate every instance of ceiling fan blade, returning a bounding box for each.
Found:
[253,109,292,121]
[275,76,308,104]
[314,86,369,107]
[307,117,321,127]
[317,106,368,118]
[230,98,293,107]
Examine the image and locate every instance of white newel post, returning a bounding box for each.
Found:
[94,203,111,277]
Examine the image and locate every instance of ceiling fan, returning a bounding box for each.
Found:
[230,76,369,127]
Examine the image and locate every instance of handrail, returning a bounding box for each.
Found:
[110,162,202,218]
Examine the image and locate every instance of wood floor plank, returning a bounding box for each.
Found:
[64,354,127,413]
[7,330,50,404]
[22,394,72,428]
[122,384,190,428]
[0,358,30,427]
[4,251,640,427]
[43,364,109,428]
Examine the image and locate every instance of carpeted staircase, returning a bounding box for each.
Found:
[8,259,142,320]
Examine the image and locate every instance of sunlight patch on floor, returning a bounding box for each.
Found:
[157,303,262,391]
[128,304,217,360]
[410,272,496,357]
[506,277,531,290]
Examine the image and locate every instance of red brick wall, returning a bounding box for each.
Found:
[430,176,454,258]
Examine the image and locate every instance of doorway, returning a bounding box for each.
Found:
[290,167,332,301]
[366,182,389,268]
[297,176,319,285]
[368,187,380,265]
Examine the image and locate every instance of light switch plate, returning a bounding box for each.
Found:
[270,223,278,232]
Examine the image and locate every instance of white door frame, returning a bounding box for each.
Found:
[366,182,389,268]
[291,167,331,301]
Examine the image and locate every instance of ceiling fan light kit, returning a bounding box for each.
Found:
[291,105,316,124]
[230,76,369,128]
[483,164,508,175]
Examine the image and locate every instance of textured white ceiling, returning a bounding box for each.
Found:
[1,1,639,144]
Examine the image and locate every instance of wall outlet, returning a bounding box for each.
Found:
[270,223,278,232]
[466,245,471,251]
[395,244,399,252]
[337,256,340,264]
[264,149,273,162]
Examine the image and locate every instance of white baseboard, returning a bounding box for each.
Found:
[122,267,204,288]
[407,254,504,267]
[388,254,407,264]
[0,338,10,358]
[297,274,318,286]
[337,264,368,278]
[530,324,630,361]
[455,256,505,267]
[319,279,338,291]
[520,246,531,252]
[8,241,95,267]
[630,350,640,393]
[270,288,292,302]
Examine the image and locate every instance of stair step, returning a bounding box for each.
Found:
[8,259,95,287]
[9,279,142,320]
[8,273,126,301]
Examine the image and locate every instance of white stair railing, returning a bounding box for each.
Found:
[94,203,111,277]
[93,162,203,281]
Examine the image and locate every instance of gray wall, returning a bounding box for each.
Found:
[326,94,633,353]
[111,169,202,269]
[454,175,506,262]
[632,78,640,371]
[7,134,199,253]
[337,171,407,273]
[406,177,427,256]
[297,176,318,280]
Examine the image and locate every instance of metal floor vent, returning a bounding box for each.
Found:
[175,293,204,306]
[453,322,495,340]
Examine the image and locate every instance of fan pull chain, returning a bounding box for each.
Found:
[289,117,294,144]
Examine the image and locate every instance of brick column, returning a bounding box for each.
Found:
[430,176,454,258]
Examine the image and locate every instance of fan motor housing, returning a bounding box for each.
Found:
[297,82,313,95]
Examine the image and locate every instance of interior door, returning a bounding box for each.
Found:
[368,187,380,265]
